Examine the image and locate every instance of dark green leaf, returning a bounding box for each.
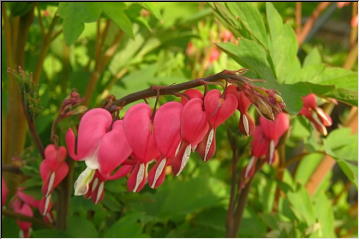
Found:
[66,216,98,237]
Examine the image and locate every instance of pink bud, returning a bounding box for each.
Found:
[299,94,332,135]
[40,144,69,196]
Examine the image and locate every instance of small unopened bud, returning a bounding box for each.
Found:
[255,98,274,120]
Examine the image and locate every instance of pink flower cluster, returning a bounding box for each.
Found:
[65,85,281,203]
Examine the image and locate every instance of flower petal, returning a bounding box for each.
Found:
[98,120,132,178]
[154,102,183,158]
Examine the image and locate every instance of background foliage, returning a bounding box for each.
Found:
[2,2,358,238]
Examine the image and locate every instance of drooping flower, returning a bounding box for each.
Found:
[299,94,332,135]
[197,89,238,161]
[39,144,69,199]
[180,89,203,104]
[11,189,40,238]
[259,112,289,164]
[123,103,160,192]
[244,113,289,179]
[66,109,132,196]
[38,196,54,223]
[149,101,183,188]
[2,177,7,206]
[172,98,209,175]
[226,85,255,136]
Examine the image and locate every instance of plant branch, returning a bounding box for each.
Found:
[109,70,249,111]
[2,165,22,174]
[2,209,53,228]
[297,2,330,45]
[36,4,45,36]
[226,129,240,237]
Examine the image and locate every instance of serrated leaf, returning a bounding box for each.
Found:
[226,2,268,47]
[266,3,301,84]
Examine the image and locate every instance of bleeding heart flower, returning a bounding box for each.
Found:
[11,189,39,238]
[39,144,69,198]
[299,94,332,135]
[38,196,54,223]
[149,101,183,188]
[66,108,113,195]
[172,98,209,175]
[123,103,160,192]
[181,89,203,104]
[226,85,254,136]
[197,89,237,161]
[2,177,7,206]
[259,112,289,164]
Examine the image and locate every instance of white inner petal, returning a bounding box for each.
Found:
[269,140,275,164]
[74,167,95,196]
[311,112,327,135]
[315,107,331,126]
[84,148,100,170]
[245,156,256,178]
[151,158,167,188]
[46,172,56,196]
[204,129,215,161]
[177,144,192,176]
[242,114,250,136]
[95,182,104,204]
[175,142,182,157]
[91,177,99,193]
[43,194,51,216]
[191,144,198,152]
[133,163,145,192]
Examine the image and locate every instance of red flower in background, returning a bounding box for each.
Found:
[245,113,289,179]
[39,144,68,212]
[299,94,332,135]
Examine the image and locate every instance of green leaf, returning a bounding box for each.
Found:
[102,3,134,37]
[32,229,69,238]
[217,41,275,81]
[266,3,301,84]
[313,193,335,237]
[59,3,102,45]
[324,128,357,162]
[140,2,162,19]
[303,48,322,66]
[129,173,224,220]
[103,212,144,237]
[337,160,358,186]
[7,2,34,16]
[287,185,316,226]
[66,216,98,237]
[225,2,268,47]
